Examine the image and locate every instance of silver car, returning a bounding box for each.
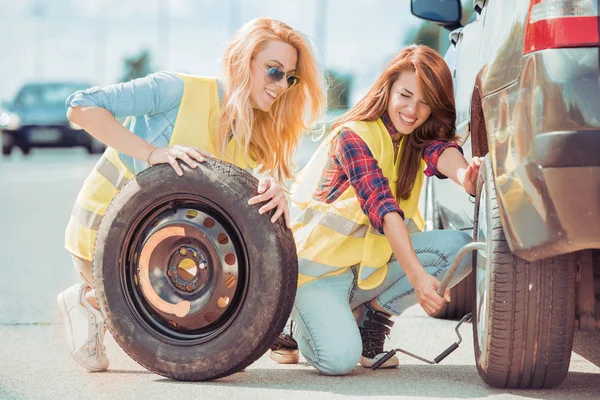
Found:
[412,0,600,390]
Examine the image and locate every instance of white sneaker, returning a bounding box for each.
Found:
[57,283,109,372]
[360,353,400,369]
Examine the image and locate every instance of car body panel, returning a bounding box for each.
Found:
[418,0,600,260]
[484,48,600,260]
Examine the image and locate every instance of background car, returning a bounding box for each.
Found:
[412,0,600,390]
[0,82,105,156]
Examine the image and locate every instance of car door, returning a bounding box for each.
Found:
[431,0,489,232]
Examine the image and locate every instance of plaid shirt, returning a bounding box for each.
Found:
[313,112,463,233]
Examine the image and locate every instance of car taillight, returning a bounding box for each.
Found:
[524,0,599,54]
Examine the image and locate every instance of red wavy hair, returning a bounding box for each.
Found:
[333,45,458,199]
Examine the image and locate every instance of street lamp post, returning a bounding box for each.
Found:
[229,0,241,38]
[158,0,170,70]
[32,1,46,80]
[315,0,328,64]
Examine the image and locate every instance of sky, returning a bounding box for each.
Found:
[0,0,424,103]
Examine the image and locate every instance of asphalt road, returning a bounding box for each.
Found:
[0,146,599,400]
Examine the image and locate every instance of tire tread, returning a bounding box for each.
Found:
[93,159,297,381]
[472,156,575,389]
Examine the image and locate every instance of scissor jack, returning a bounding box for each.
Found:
[372,241,486,370]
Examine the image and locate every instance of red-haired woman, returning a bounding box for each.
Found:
[279,45,481,375]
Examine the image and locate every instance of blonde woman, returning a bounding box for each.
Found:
[57,17,325,372]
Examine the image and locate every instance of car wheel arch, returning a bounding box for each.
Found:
[470,86,489,158]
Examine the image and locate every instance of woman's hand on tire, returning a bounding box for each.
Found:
[462,156,482,196]
[148,145,214,176]
[248,177,290,228]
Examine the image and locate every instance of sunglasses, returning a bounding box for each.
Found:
[254,60,300,89]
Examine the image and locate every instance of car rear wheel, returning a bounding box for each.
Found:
[93,159,298,381]
[472,155,576,389]
[2,145,12,156]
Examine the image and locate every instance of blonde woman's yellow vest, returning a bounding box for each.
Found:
[65,74,256,261]
[291,118,425,290]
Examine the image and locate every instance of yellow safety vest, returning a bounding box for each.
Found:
[65,74,256,261]
[291,119,425,290]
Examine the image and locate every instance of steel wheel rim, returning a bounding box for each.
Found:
[119,193,249,345]
[476,184,490,363]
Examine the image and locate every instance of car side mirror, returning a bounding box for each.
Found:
[410,0,462,31]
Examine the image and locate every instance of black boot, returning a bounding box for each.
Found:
[355,303,399,368]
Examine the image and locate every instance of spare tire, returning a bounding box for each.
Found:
[93,159,298,381]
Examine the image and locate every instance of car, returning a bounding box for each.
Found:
[0,82,105,156]
[412,0,599,390]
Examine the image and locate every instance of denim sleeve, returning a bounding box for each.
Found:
[65,71,184,118]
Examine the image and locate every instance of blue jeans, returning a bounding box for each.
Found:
[291,230,472,375]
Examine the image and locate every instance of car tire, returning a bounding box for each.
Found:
[2,145,12,156]
[472,155,576,389]
[431,270,473,319]
[93,159,298,381]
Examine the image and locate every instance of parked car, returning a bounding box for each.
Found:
[0,82,105,155]
[412,0,599,389]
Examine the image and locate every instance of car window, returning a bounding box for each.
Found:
[15,84,88,107]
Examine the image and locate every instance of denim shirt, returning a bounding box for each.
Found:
[66,71,224,174]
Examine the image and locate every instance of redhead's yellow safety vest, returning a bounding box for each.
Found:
[291,119,425,290]
[65,75,256,261]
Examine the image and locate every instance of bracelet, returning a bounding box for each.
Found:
[147,147,157,165]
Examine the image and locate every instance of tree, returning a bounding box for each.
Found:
[325,69,352,110]
[405,23,442,52]
[119,49,154,83]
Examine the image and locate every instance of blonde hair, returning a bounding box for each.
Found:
[217,17,326,181]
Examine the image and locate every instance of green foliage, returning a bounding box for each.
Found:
[406,23,441,52]
[119,50,154,83]
[325,69,352,110]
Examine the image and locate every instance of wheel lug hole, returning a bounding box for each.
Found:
[217,233,229,245]
[218,296,230,308]
[224,253,236,266]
